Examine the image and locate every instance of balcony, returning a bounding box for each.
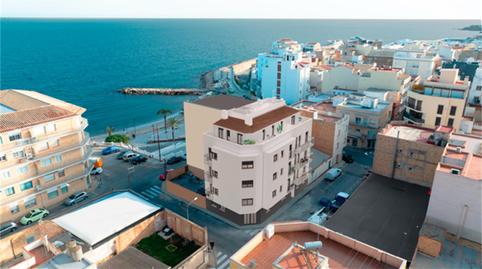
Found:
[294,173,309,186]
[204,172,212,183]
[403,110,425,124]
[295,139,314,153]
[203,154,212,165]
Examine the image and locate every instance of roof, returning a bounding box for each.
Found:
[384,125,434,142]
[192,95,254,110]
[325,173,430,262]
[438,133,482,180]
[39,253,93,269]
[0,90,85,132]
[99,246,170,269]
[214,106,299,133]
[53,192,161,246]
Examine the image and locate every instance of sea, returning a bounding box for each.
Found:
[1,19,479,135]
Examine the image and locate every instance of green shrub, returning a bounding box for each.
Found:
[105,134,129,143]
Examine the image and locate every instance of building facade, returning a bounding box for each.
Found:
[426,133,482,243]
[372,124,448,187]
[203,98,312,225]
[393,51,441,79]
[0,90,91,222]
[257,39,310,105]
[404,69,469,130]
[183,95,254,179]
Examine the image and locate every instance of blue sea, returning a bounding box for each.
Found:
[1,19,479,135]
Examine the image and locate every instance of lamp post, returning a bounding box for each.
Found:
[186,196,198,221]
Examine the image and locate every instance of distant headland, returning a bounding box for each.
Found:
[460,24,481,32]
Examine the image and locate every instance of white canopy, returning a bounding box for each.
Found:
[53,192,160,246]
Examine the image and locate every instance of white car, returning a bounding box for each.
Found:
[122,152,139,161]
[324,168,342,181]
[91,167,103,175]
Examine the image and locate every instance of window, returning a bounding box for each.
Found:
[24,197,37,208]
[291,116,295,125]
[45,123,56,133]
[37,142,48,151]
[20,181,33,191]
[40,158,52,167]
[61,184,69,193]
[280,168,283,175]
[447,118,454,127]
[17,166,29,174]
[355,117,362,125]
[58,169,65,178]
[10,203,20,214]
[435,117,442,126]
[272,190,277,198]
[242,198,253,206]
[273,154,278,162]
[476,85,481,91]
[47,189,59,200]
[305,131,309,143]
[242,161,254,169]
[213,188,219,195]
[273,172,277,180]
[208,148,218,160]
[271,125,275,136]
[2,170,11,179]
[449,106,457,116]
[5,186,15,196]
[210,169,218,178]
[242,180,254,188]
[262,130,266,140]
[55,155,62,162]
[437,105,444,114]
[226,130,231,140]
[281,150,284,158]
[13,150,25,159]
[0,154,6,162]
[237,133,243,144]
[279,185,283,192]
[44,173,55,182]
[218,128,224,139]
[9,132,21,141]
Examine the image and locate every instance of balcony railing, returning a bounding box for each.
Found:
[403,111,425,124]
[203,154,212,165]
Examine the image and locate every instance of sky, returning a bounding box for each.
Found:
[1,0,481,19]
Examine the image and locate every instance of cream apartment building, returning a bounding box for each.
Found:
[0,90,91,222]
[404,69,469,130]
[203,98,312,225]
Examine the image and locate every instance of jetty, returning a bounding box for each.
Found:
[119,87,206,95]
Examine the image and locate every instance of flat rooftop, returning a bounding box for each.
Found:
[439,133,482,180]
[235,223,404,269]
[384,125,434,142]
[192,95,254,110]
[53,192,161,246]
[325,173,430,262]
[38,253,93,269]
[99,246,170,269]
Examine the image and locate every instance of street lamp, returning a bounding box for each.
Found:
[186,196,198,221]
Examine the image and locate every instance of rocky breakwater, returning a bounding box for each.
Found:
[119,88,206,95]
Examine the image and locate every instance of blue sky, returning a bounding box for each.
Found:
[2,0,481,19]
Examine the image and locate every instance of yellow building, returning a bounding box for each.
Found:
[404,69,469,130]
[0,90,92,222]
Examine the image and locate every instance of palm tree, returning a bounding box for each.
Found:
[106,126,114,136]
[166,118,180,141]
[157,109,171,133]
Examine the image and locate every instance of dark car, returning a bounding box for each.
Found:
[166,156,185,165]
[342,154,354,163]
[131,155,148,165]
[116,150,130,160]
[64,192,88,206]
[319,197,331,208]
[102,146,121,155]
[330,192,350,212]
[0,222,18,236]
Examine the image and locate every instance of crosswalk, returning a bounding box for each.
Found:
[216,250,230,269]
[139,185,162,200]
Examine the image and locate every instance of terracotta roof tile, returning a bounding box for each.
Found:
[0,105,74,132]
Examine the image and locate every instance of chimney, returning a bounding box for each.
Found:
[220,110,229,120]
[245,117,253,126]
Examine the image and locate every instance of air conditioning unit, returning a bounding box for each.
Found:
[451,168,461,175]
[264,224,275,239]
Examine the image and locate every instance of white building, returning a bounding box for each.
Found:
[203,98,312,225]
[257,39,310,105]
[467,67,482,108]
[426,133,482,243]
[393,51,441,79]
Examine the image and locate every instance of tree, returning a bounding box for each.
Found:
[105,134,129,144]
[157,108,171,133]
[106,126,114,136]
[166,118,180,141]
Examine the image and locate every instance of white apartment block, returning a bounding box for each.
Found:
[257,39,310,105]
[203,98,312,225]
[393,51,441,79]
[426,133,482,243]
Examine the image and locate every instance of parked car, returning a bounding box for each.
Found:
[102,146,121,155]
[130,155,148,165]
[91,167,103,175]
[20,208,49,225]
[122,152,139,161]
[64,192,88,206]
[330,192,350,212]
[319,197,331,208]
[0,222,18,236]
[324,168,342,181]
[307,207,328,225]
[117,150,132,160]
[342,154,354,163]
[166,156,184,165]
